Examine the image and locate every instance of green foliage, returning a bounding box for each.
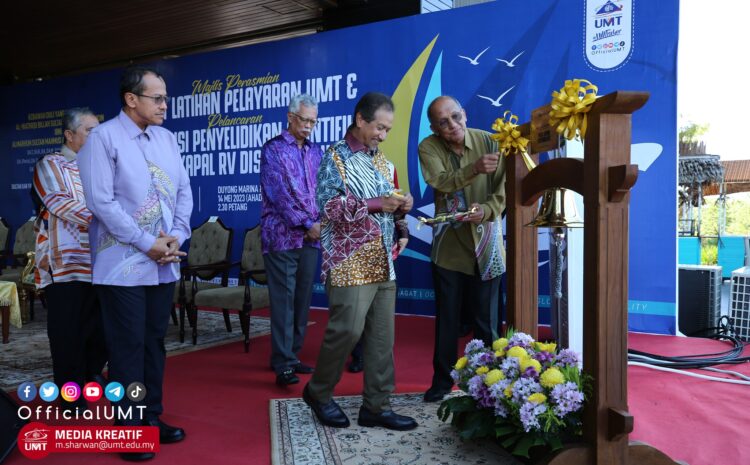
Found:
[697,196,750,237]
[679,121,710,143]
[701,242,718,265]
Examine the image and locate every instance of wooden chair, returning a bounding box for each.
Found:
[193,225,269,352]
[0,219,38,321]
[0,218,10,273]
[174,217,233,345]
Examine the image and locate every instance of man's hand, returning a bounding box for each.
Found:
[398,193,414,213]
[381,195,405,213]
[391,238,409,260]
[304,222,321,242]
[473,153,499,174]
[146,235,174,261]
[150,231,187,265]
[460,203,485,224]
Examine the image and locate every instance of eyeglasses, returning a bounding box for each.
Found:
[291,112,317,126]
[134,93,170,105]
[436,112,464,129]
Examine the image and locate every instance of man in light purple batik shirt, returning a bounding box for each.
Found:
[260,93,322,387]
[78,66,192,462]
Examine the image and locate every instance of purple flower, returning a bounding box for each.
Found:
[511,378,542,404]
[507,332,534,350]
[467,375,495,408]
[450,369,460,383]
[550,382,584,417]
[464,339,485,355]
[555,348,580,368]
[469,351,495,368]
[533,350,555,365]
[519,401,547,432]
[521,366,539,379]
[500,357,520,379]
[467,375,484,398]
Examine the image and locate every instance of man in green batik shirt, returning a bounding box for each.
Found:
[418,95,506,403]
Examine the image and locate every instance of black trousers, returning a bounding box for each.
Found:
[430,264,499,390]
[96,282,174,425]
[45,281,107,405]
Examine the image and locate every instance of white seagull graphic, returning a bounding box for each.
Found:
[458,46,490,65]
[477,86,515,107]
[496,50,525,67]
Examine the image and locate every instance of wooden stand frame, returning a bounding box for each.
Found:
[505,91,680,465]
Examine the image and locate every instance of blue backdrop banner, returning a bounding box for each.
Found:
[0,1,678,334]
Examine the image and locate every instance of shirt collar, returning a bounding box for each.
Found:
[118,110,154,140]
[281,129,309,148]
[345,130,368,154]
[60,144,77,162]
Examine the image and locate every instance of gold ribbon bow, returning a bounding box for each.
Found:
[490,110,529,156]
[491,110,535,171]
[549,79,598,141]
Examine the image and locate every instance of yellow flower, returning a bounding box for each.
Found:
[506,346,528,360]
[520,358,542,373]
[492,338,509,352]
[495,350,505,358]
[484,369,505,386]
[476,366,489,375]
[534,341,557,353]
[528,393,547,404]
[504,381,515,398]
[455,357,468,370]
[540,367,565,388]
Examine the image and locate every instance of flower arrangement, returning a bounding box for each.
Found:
[437,329,589,459]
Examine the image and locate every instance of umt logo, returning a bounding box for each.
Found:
[18,423,52,459]
[595,16,622,28]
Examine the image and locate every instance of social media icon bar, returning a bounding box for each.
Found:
[17,382,37,402]
[83,382,102,402]
[104,382,124,402]
[39,382,59,402]
[60,382,80,403]
[126,382,146,402]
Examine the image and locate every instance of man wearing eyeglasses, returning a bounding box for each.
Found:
[260,94,322,387]
[418,96,505,403]
[78,65,192,461]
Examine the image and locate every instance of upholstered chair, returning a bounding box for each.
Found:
[193,225,269,352]
[175,217,233,345]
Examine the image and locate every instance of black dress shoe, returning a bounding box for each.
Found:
[293,363,315,374]
[347,356,364,373]
[357,406,418,431]
[144,418,185,444]
[302,384,350,428]
[120,452,155,461]
[423,386,450,403]
[276,368,300,386]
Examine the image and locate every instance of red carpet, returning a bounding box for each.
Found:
[4,309,749,464]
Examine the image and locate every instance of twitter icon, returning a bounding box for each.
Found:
[39,382,59,402]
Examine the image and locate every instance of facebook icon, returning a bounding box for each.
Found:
[17,382,37,402]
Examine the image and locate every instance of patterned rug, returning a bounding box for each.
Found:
[269,393,522,465]
[0,304,272,391]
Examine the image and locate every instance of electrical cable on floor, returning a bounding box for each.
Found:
[627,361,750,385]
[626,316,750,384]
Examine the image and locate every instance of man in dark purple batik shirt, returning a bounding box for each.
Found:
[260,94,323,386]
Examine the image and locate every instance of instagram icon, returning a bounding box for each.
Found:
[60,382,80,403]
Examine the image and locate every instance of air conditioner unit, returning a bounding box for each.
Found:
[678,265,722,336]
[730,266,750,341]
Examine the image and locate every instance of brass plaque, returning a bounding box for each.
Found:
[530,104,557,154]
